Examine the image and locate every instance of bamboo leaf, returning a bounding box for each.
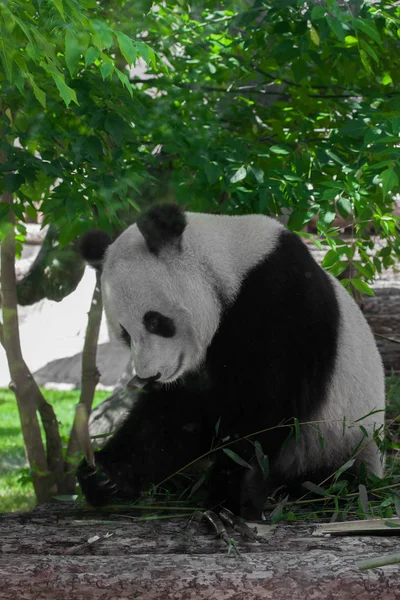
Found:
[302,481,327,496]
[223,448,252,469]
[358,484,369,515]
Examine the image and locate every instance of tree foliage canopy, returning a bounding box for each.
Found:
[1,0,400,289]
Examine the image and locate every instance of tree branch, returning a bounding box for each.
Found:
[64,271,103,490]
[131,75,398,100]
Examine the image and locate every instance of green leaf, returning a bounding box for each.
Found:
[28,76,46,108]
[358,484,369,515]
[251,165,264,184]
[354,261,372,280]
[322,249,339,269]
[302,481,327,496]
[223,448,252,469]
[345,35,358,45]
[381,168,399,198]
[329,261,349,277]
[51,72,78,106]
[325,149,346,166]
[350,278,375,296]
[230,165,247,183]
[100,61,114,79]
[288,210,309,231]
[104,113,125,145]
[321,209,336,226]
[254,440,269,480]
[0,43,13,82]
[326,17,345,42]
[52,0,65,20]
[92,20,113,50]
[311,6,326,20]
[334,459,355,480]
[338,119,366,137]
[283,174,302,182]
[204,161,221,184]
[3,173,25,193]
[359,49,372,74]
[382,72,393,86]
[353,18,382,46]
[115,31,138,65]
[65,30,81,77]
[85,47,100,67]
[0,204,10,220]
[136,41,157,70]
[115,68,133,97]
[359,40,379,64]
[337,197,352,218]
[309,25,320,46]
[270,145,291,155]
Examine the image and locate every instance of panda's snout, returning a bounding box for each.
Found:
[135,372,161,385]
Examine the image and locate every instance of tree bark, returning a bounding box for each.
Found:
[0,191,56,501]
[64,271,103,490]
[0,505,399,599]
[0,149,65,501]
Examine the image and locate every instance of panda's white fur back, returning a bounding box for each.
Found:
[185,212,283,301]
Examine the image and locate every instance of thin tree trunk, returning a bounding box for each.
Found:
[64,271,103,491]
[0,145,65,501]
[0,191,55,502]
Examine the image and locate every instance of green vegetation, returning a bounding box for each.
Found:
[0,388,109,512]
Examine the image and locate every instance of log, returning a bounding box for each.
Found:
[0,505,399,599]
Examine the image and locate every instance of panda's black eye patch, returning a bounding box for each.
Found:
[120,325,131,347]
[143,311,176,338]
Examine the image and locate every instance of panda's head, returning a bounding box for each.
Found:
[80,204,221,384]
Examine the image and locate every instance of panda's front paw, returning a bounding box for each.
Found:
[77,458,120,507]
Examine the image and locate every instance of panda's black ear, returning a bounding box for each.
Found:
[79,230,112,270]
[136,203,187,255]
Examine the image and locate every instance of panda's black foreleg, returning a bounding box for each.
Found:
[77,453,136,506]
[77,382,210,507]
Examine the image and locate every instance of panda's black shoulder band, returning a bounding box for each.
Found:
[136,203,187,254]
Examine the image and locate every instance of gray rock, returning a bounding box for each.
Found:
[33,341,131,389]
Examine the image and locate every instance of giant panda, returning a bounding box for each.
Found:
[77,203,385,519]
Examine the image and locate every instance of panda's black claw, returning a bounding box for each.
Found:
[185,509,261,556]
[219,508,259,541]
[77,458,122,506]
